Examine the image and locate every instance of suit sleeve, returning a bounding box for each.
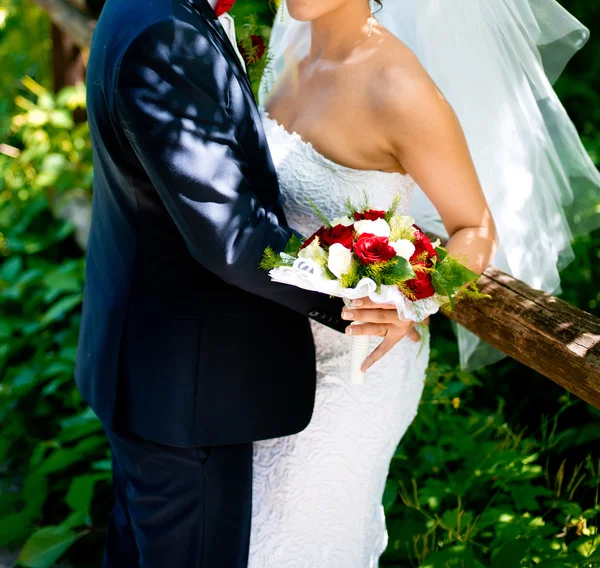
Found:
[114,20,346,331]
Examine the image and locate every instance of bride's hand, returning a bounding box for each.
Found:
[341,298,430,372]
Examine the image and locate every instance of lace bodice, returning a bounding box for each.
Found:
[260,110,417,236]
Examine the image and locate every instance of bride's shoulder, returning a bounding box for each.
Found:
[367,30,451,123]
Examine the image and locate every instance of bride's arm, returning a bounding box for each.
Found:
[343,56,498,371]
[375,57,499,275]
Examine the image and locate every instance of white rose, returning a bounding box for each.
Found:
[353,218,391,238]
[327,243,353,279]
[390,239,416,261]
[331,216,354,227]
[298,238,327,265]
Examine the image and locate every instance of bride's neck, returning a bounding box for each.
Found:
[309,1,372,62]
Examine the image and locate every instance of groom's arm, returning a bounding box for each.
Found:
[114,20,346,330]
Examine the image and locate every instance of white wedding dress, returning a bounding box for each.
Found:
[248,110,430,568]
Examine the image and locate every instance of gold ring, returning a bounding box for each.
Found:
[382,325,389,338]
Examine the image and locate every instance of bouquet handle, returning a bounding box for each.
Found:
[343,298,371,384]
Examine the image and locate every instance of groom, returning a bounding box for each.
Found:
[76,0,410,566]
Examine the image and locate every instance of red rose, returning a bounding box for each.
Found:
[320,224,355,249]
[354,233,396,265]
[214,0,236,17]
[405,265,436,300]
[238,35,266,65]
[299,227,326,250]
[410,225,439,265]
[354,209,387,221]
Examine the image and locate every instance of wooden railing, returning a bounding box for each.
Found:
[33,0,600,410]
[449,266,600,410]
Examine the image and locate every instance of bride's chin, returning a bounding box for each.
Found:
[287,10,317,22]
[286,2,323,22]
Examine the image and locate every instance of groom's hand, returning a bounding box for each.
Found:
[341,298,430,372]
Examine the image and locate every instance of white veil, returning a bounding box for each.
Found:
[259,0,600,370]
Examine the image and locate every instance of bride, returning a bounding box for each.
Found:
[250,0,498,565]
[249,0,599,566]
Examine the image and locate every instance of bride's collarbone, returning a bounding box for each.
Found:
[266,72,407,174]
[265,105,405,175]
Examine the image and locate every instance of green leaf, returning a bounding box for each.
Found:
[56,84,86,109]
[284,234,303,256]
[39,293,82,327]
[490,537,533,568]
[0,511,34,548]
[18,525,84,568]
[8,367,38,396]
[73,435,109,455]
[59,407,102,442]
[38,436,107,475]
[534,559,578,568]
[511,483,552,511]
[421,543,475,567]
[0,256,23,281]
[0,320,12,339]
[92,459,113,472]
[432,255,482,308]
[41,374,72,396]
[575,534,600,557]
[21,474,49,516]
[60,511,88,531]
[382,257,415,284]
[435,246,448,262]
[66,475,101,516]
[436,256,479,290]
[40,361,73,379]
[25,109,48,127]
[382,479,398,513]
[59,345,79,363]
[48,110,73,129]
[37,448,84,475]
[42,261,83,303]
[37,92,55,111]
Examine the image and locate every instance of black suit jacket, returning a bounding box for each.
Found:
[75,0,346,447]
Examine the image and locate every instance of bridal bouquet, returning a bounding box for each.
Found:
[260,195,488,383]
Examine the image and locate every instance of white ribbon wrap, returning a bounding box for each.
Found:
[342,298,370,384]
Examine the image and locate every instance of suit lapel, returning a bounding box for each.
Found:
[187,0,276,203]
[189,0,254,98]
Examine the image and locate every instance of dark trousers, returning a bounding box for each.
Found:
[102,424,253,567]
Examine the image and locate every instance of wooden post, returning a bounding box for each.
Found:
[32,0,96,48]
[51,22,86,92]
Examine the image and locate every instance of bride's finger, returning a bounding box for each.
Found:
[342,308,404,325]
[345,322,408,337]
[360,336,396,372]
[351,297,396,310]
[407,326,420,343]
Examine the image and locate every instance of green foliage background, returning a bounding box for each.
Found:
[0,1,598,566]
